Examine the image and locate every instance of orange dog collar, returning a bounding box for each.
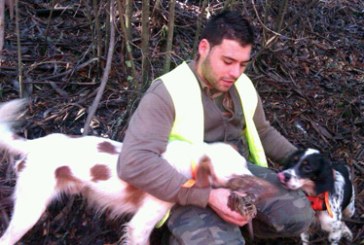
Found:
[181,161,198,188]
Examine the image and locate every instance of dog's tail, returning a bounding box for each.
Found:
[0,99,28,155]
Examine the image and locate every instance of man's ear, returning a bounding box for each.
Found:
[198,39,210,58]
[194,155,218,188]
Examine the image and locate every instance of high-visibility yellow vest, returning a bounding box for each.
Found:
[158,61,268,167]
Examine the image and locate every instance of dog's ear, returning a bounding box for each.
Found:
[315,155,334,194]
[194,155,219,188]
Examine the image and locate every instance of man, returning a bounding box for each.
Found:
[118,10,314,244]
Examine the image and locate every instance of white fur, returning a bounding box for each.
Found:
[0,99,251,245]
[278,168,303,190]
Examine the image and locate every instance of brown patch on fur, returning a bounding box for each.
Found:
[125,184,146,206]
[55,166,80,187]
[97,141,118,154]
[90,164,110,181]
[195,155,219,188]
[11,134,20,140]
[16,160,26,172]
[68,135,82,138]
[227,143,239,151]
[302,179,316,196]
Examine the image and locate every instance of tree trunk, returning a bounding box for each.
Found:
[163,0,176,73]
[141,0,150,91]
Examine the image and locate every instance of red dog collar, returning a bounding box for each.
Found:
[307,192,333,218]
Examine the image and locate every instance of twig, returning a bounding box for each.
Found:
[93,0,102,61]
[49,81,68,97]
[0,0,5,53]
[39,57,98,81]
[251,0,307,44]
[15,0,24,97]
[192,0,208,58]
[275,0,288,33]
[82,0,115,135]
[163,0,176,73]
[141,0,150,90]
[116,0,137,89]
[353,161,364,175]
[251,0,285,38]
[0,0,12,54]
[44,0,59,38]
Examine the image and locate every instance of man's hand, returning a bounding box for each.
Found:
[208,188,250,226]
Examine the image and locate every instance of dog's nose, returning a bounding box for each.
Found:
[278,172,289,183]
[283,172,291,181]
[278,172,292,183]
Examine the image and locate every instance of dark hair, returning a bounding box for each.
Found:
[200,10,254,47]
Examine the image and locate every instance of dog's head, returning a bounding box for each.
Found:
[277,148,334,195]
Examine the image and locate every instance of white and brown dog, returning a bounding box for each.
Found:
[277,148,355,245]
[0,99,276,245]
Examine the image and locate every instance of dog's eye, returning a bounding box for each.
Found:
[302,162,311,172]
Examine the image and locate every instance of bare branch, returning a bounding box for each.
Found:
[83,0,115,135]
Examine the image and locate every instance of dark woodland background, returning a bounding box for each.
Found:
[0,0,363,244]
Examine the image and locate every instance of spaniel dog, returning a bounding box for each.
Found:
[0,99,276,245]
[277,148,355,245]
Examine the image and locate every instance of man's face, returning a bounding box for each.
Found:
[196,39,252,92]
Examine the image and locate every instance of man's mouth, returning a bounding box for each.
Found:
[221,79,234,87]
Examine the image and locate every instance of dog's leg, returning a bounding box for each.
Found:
[326,221,353,245]
[341,199,355,242]
[318,211,352,245]
[123,195,172,245]
[341,223,353,241]
[0,174,57,245]
[343,202,355,218]
[320,186,354,245]
[341,195,355,241]
[343,192,355,219]
[300,232,310,245]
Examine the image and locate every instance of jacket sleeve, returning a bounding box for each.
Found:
[253,95,297,163]
[117,80,210,207]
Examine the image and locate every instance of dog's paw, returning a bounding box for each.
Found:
[343,227,353,241]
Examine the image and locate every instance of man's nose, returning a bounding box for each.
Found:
[229,64,241,78]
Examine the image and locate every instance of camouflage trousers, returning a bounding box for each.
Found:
[165,163,315,245]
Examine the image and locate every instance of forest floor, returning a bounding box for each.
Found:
[0,1,363,244]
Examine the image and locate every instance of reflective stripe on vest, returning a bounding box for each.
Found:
[159,61,268,167]
[235,74,268,167]
[160,62,204,144]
